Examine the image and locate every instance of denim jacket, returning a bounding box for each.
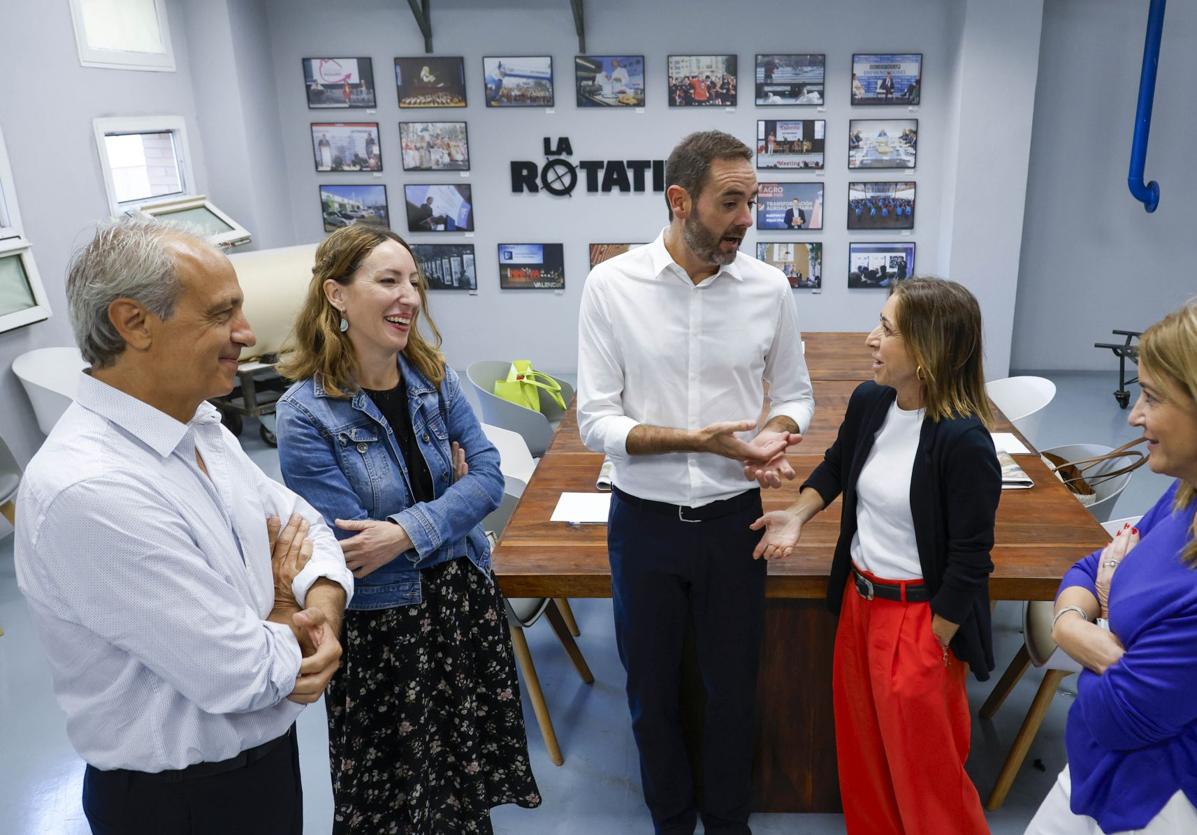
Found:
[275,355,504,610]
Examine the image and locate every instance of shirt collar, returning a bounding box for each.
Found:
[648,229,744,284]
[74,371,222,459]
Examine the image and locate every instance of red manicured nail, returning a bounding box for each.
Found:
[1132,527,1139,535]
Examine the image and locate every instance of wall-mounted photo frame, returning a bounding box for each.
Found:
[302,57,377,109]
[483,56,554,107]
[848,241,915,287]
[757,120,825,171]
[756,182,824,231]
[411,243,477,291]
[311,123,382,172]
[848,119,917,170]
[851,53,922,105]
[757,242,823,289]
[575,55,646,107]
[320,184,389,233]
[498,243,565,289]
[667,55,737,106]
[589,242,644,268]
[848,181,915,230]
[395,57,467,108]
[399,122,469,172]
[404,184,474,232]
[755,54,824,106]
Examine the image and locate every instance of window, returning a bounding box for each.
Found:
[137,196,251,249]
[0,239,52,333]
[69,0,175,72]
[0,128,23,241]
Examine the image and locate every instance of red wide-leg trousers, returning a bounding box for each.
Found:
[833,568,989,835]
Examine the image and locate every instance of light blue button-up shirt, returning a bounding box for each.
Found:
[14,372,353,772]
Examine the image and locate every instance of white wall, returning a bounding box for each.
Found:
[1012,0,1195,371]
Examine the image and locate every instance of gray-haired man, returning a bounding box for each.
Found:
[14,219,352,834]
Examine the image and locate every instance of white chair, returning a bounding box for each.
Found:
[480,422,537,493]
[1040,443,1137,523]
[12,347,88,435]
[484,489,593,766]
[980,514,1140,809]
[466,361,574,458]
[985,376,1057,447]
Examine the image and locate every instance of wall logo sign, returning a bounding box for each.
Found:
[511,137,665,196]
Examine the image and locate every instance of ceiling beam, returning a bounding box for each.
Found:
[406,0,433,53]
[570,0,585,53]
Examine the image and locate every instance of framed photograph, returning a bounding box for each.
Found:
[851,53,922,105]
[302,57,376,109]
[755,53,824,105]
[498,243,565,289]
[667,55,737,106]
[848,242,915,288]
[575,55,645,107]
[404,184,474,232]
[311,123,382,172]
[483,56,554,107]
[756,182,824,231]
[394,57,467,108]
[848,120,917,170]
[848,181,915,230]
[757,242,823,290]
[399,122,469,172]
[411,243,477,291]
[757,120,825,171]
[319,184,389,233]
[589,242,643,268]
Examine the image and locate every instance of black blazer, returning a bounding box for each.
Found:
[802,381,1002,680]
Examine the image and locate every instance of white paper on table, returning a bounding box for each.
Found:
[550,492,612,524]
[991,432,1031,455]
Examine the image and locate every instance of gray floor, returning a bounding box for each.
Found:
[0,370,1169,834]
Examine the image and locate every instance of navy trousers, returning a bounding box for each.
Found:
[609,487,766,835]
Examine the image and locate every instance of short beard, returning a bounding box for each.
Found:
[682,209,737,266]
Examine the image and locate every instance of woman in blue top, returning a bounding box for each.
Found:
[275,224,540,833]
[1027,300,1197,834]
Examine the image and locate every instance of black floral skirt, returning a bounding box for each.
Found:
[327,557,542,834]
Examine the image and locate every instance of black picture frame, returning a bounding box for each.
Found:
[319,184,389,233]
[302,57,377,109]
[666,54,738,107]
[756,120,826,171]
[847,181,916,230]
[403,184,474,233]
[575,55,646,107]
[756,182,825,231]
[757,241,823,289]
[848,241,916,288]
[851,53,923,105]
[310,122,382,173]
[498,243,565,289]
[482,56,554,108]
[754,53,825,106]
[398,121,470,172]
[394,56,467,108]
[848,119,918,170]
[411,243,477,291]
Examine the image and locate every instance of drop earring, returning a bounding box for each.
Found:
[339,315,349,333]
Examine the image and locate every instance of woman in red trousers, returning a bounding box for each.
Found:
[750,278,1000,834]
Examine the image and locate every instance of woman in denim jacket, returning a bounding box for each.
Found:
[276,225,540,834]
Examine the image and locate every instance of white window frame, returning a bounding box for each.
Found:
[68,0,176,72]
[136,195,252,249]
[0,126,24,241]
[0,238,52,334]
[93,115,194,213]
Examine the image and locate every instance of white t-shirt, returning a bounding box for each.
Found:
[850,400,924,580]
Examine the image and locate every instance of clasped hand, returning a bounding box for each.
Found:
[692,420,802,488]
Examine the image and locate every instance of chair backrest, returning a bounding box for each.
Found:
[12,347,88,435]
[1041,443,1134,523]
[481,422,537,487]
[986,375,1056,447]
[226,243,318,360]
[466,361,554,456]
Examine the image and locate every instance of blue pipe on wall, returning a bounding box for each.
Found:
[1128,0,1166,212]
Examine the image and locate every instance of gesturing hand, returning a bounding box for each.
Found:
[1096,523,1138,619]
[749,510,804,560]
[742,429,803,489]
[287,607,342,704]
[335,518,414,578]
[268,514,313,613]
[695,420,787,463]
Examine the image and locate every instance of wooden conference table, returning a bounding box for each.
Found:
[492,332,1107,813]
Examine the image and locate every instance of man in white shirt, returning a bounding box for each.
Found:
[577,130,815,835]
[14,219,353,834]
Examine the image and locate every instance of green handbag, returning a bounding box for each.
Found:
[493,360,566,413]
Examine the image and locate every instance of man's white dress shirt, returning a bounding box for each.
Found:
[15,373,353,771]
[577,231,815,507]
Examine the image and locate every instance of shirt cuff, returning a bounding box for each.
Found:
[767,403,814,435]
[292,556,355,608]
[261,619,304,702]
[598,415,639,458]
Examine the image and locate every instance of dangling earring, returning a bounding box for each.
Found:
[339,315,349,333]
[915,365,926,381]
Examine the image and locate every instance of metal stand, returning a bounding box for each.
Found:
[1093,330,1141,408]
[208,358,286,446]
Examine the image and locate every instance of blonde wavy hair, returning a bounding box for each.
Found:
[1137,299,1197,566]
[890,277,994,426]
[279,224,444,397]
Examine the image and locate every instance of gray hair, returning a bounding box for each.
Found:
[66,217,195,368]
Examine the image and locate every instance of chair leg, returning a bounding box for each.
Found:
[545,600,595,684]
[553,597,581,637]
[979,644,1032,720]
[986,668,1071,811]
[0,500,14,527]
[508,623,564,766]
